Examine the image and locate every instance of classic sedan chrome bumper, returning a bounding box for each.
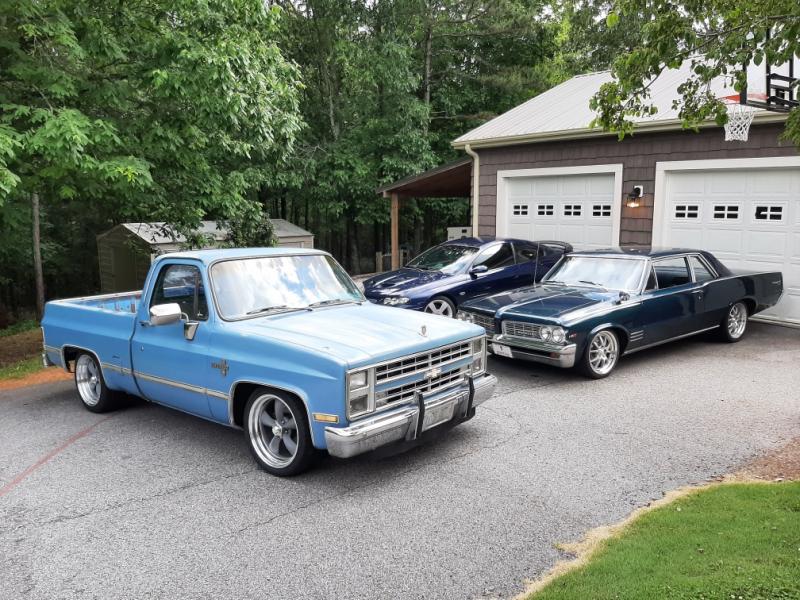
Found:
[489,334,577,368]
[324,373,497,459]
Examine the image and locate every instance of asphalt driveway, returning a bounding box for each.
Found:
[1,323,799,599]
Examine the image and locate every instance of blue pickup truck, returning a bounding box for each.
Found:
[41,248,496,476]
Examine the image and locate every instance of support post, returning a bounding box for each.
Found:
[390,192,400,270]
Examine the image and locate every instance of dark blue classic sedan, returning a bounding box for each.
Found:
[363,238,571,317]
[457,248,783,378]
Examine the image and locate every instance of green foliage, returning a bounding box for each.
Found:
[0,356,43,381]
[533,482,800,600]
[590,0,800,144]
[0,318,37,337]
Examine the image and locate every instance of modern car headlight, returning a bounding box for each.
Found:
[457,311,475,323]
[539,325,552,341]
[471,336,486,375]
[347,369,373,419]
[383,296,410,306]
[550,327,566,344]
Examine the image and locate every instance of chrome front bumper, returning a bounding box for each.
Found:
[324,373,497,459]
[489,335,577,368]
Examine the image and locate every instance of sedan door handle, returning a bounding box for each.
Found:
[692,290,704,298]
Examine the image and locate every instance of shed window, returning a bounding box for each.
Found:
[713,205,739,220]
[563,204,582,217]
[754,205,783,221]
[512,204,529,216]
[592,204,611,217]
[537,204,554,216]
[674,205,699,219]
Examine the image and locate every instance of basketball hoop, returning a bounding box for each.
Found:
[722,95,757,142]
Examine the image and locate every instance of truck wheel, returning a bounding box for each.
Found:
[74,352,117,413]
[244,389,316,476]
[578,329,619,379]
[424,296,456,318]
[720,301,748,343]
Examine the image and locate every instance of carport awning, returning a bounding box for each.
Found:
[377,157,471,198]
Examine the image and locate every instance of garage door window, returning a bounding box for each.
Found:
[754,205,784,221]
[674,204,699,219]
[537,204,554,216]
[592,204,611,217]
[512,204,529,216]
[563,204,582,217]
[713,205,739,220]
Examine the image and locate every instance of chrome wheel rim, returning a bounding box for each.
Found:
[424,299,453,317]
[727,303,747,339]
[248,394,299,469]
[76,354,102,406]
[588,331,618,375]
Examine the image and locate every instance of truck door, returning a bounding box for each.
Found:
[131,261,213,418]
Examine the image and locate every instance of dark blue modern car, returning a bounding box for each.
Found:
[363,238,571,317]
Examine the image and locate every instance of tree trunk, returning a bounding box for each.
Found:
[349,220,361,275]
[32,191,45,320]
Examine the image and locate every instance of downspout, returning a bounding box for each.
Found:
[464,144,480,236]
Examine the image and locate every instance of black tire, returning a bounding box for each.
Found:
[244,388,316,476]
[577,329,620,379]
[74,352,118,413]
[423,295,456,318]
[719,301,748,343]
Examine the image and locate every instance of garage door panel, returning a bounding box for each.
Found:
[507,179,532,197]
[745,231,787,258]
[708,172,745,195]
[751,171,795,194]
[704,228,743,252]
[533,178,559,195]
[589,176,614,195]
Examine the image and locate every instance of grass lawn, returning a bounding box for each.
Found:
[533,483,800,600]
[0,356,44,381]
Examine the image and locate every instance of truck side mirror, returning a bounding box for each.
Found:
[184,321,199,341]
[149,303,182,326]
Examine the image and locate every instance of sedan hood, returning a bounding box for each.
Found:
[228,302,483,367]
[462,284,620,323]
[363,267,450,295]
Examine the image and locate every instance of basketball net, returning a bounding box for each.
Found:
[722,94,761,142]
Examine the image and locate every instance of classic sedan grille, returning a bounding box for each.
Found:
[375,341,471,384]
[470,313,496,336]
[502,321,542,339]
[378,366,468,406]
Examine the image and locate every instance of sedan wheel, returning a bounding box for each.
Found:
[720,301,748,342]
[579,329,620,379]
[424,296,455,318]
[245,390,316,476]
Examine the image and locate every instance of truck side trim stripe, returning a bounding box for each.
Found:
[135,372,207,396]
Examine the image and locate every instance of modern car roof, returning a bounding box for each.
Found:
[441,237,569,248]
[570,247,705,258]
[153,247,325,265]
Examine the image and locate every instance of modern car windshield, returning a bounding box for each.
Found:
[210,254,364,319]
[406,244,478,274]
[543,256,646,291]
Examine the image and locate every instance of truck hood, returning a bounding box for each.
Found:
[363,268,452,296]
[228,302,483,367]
[462,284,620,323]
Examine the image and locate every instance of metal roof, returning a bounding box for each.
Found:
[377,157,471,197]
[121,219,313,246]
[453,60,787,148]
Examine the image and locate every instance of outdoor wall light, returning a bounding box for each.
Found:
[626,185,643,208]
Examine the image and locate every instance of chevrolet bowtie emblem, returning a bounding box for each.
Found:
[211,359,229,377]
[420,325,427,337]
[425,367,442,380]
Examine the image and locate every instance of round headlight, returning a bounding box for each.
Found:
[551,327,565,343]
[539,326,552,341]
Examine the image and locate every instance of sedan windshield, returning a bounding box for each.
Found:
[407,244,478,274]
[210,255,364,319]
[543,256,645,291]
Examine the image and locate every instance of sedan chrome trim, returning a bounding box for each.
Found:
[623,325,719,355]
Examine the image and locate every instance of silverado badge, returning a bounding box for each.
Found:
[211,359,229,377]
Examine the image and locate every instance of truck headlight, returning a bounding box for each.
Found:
[384,296,409,306]
[471,336,486,375]
[457,311,474,323]
[347,369,373,419]
[551,327,566,344]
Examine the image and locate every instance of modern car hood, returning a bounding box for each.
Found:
[462,284,620,322]
[228,302,483,367]
[364,267,450,295]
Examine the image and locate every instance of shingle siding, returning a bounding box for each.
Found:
[474,123,798,244]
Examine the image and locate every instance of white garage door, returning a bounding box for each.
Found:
[658,167,800,325]
[500,173,618,250]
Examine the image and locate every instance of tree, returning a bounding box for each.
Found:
[0,0,302,314]
[592,0,800,144]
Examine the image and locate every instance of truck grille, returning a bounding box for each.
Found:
[502,321,542,339]
[469,313,496,336]
[378,366,468,406]
[375,341,471,384]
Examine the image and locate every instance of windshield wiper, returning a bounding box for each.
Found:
[245,305,307,316]
[578,280,607,288]
[307,299,359,309]
[544,280,565,285]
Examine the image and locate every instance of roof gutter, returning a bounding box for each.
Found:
[464,144,479,234]
[451,111,789,150]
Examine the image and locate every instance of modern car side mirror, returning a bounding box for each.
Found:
[469,265,489,277]
[149,303,182,326]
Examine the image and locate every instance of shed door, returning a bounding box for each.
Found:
[501,174,617,250]
[659,167,800,325]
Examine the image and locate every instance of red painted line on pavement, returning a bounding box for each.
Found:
[0,416,113,497]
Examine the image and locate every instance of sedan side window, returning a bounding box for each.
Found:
[644,267,658,291]
[514,243,539,262]
[689,256,716,283]
[151,264,208,321]
[653,257,691,289]
[473,243,515,270]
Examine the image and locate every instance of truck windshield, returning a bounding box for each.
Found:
[543,256,645,292]
[210,254,364,320]
[407,244,478,274]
